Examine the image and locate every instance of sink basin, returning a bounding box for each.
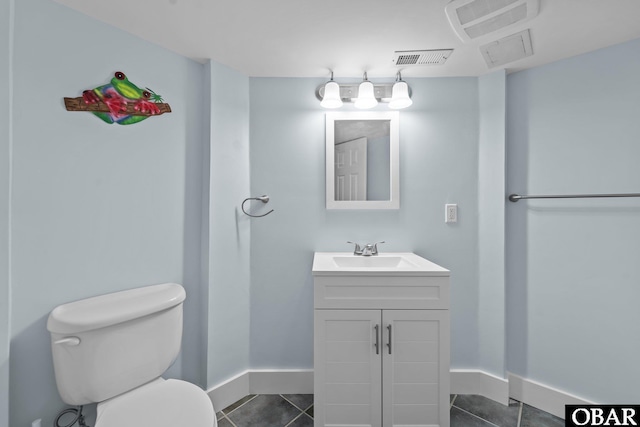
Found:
[312,252,449,276]
[332,256,417,268]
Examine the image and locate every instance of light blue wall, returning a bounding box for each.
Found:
[506,38,640,402]
[478,70,506,378]
[206,60,251,387]
[0,0,12,425]
[249,77,481,369]
[8,0,205,425]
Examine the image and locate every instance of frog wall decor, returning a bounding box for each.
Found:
[64,71,172,125]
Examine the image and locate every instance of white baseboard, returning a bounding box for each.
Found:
[451,369,509,405]
[207,370,251,411]
[249,369,314,395]
[207,369,313,411]
[208,368,593,420]
[508,373,594,419]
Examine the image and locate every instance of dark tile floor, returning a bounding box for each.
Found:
[450,394,564,427]
[217,394,313,427]
[216,393,564,427]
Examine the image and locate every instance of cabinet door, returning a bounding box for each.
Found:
[382,310,450,427]
[315,309,382,427]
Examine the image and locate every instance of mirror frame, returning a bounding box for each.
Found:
[326,111,400,210]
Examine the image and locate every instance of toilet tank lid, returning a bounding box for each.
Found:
[47,283,186,334]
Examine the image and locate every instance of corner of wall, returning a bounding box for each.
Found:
[197,60,212,389]
[451,369,509,405]
[206,60,252,388]
[508,373,594,419]
[477,70,507,378]
[0,0,13,424]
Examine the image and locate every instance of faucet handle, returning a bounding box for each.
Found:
[372,241,385,255]
[347,241,363,255]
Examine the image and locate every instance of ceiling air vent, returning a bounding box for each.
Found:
[480,29,533,68]
[445,0,539,43]
[392,49,453,66]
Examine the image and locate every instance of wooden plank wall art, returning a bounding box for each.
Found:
[64,71,171,125]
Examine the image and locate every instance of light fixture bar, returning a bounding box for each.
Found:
[316,82,405,103]
[316,72,413,109]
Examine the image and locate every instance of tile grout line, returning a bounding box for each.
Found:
[283,412,309,427]
[279,394,313,413]
[450,394,457,409]
[224,394,314,427]
[452,406,501,427]
[223,415,239,427]
[222,394,260,417]
[280,394,314,426]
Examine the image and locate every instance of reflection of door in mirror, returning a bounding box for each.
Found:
[335,137,367,201]
[334,120,390,201]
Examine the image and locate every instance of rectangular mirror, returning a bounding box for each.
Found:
[326,111,399,209]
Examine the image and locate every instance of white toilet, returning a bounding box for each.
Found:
[47,283,216,427]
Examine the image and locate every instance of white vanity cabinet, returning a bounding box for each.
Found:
[312,252,450,427]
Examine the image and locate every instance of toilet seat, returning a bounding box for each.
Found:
[95,378,216,427]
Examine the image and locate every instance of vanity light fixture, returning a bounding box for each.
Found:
[319,72,343,109]
[389,72,413,109]
[354,72,378,109]
[316,72,413,110]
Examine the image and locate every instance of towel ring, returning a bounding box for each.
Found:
[241,195,274,218]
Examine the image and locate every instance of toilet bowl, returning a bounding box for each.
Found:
[47,283,215,427]
[95,378,215,427]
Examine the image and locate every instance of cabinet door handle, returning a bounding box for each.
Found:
[387,324,392,354]
[374,324,380,355]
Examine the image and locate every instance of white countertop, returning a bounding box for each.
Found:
[312,252,450,276]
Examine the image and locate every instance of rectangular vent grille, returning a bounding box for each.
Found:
[457,0,519,25]
[445,0,539,42]
[392,49,453,66]
[480,29,533,68]
[465,3,527,39]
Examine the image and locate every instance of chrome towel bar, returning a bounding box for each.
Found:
[508,193,640,202]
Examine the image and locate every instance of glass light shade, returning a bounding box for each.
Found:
[389,81,413,109]
[354,81,378,109]
[320,81,343,108]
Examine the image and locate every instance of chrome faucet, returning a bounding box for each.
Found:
[347,241,363,255]
[347,241,385,256]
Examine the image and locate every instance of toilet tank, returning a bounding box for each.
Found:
[47,283,186,405]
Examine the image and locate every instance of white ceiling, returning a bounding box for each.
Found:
[54,0,640,78]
